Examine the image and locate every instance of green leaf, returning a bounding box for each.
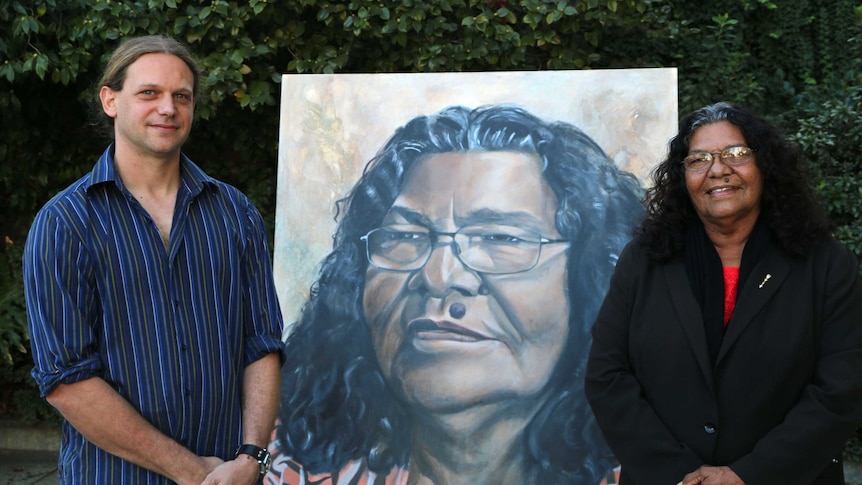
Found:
[22,55,35,72]
[35,55,48,79]
[0,63,14,83]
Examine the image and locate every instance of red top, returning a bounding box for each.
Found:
[723,266,740,326]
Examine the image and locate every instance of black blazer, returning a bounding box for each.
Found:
[586,237,862,485]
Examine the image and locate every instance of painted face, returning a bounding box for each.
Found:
[100,53,194,161]
[685,121,763,229]
[362,151,570,414]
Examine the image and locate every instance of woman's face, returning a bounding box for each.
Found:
[362,151,570,414]
[685,121,763,229]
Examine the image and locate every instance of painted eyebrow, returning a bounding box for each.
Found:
[384,206,546,229]
[383,206,434,227]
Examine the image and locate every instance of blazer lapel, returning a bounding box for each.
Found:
[716,248,790,365]
[665,259,716,391]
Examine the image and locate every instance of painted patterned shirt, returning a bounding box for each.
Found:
[264,443,620,485]
[23,146,285,484]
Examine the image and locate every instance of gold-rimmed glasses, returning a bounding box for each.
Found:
[682,146,757,172]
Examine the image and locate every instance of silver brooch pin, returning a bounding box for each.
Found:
[758,273,772,289]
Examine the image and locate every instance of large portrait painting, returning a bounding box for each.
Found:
[268,69,677,485]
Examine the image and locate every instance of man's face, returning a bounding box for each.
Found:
[100,52,194,161]
[362,151,570,414]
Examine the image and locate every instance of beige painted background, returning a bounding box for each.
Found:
[274,69,678,331]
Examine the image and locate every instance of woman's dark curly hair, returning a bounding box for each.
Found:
[275,105,643,483]
[637,101,831,261]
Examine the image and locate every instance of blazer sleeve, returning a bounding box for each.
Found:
[586,243,704,483]
[730,240,862,484]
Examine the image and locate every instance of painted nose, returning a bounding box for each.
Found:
[409,238,481,297]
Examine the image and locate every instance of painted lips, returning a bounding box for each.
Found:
[407,318,490,342]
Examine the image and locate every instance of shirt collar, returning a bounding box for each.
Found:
[85,144,218,197]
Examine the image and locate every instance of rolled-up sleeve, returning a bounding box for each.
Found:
[241,203,285,366]
[24,207,102,397]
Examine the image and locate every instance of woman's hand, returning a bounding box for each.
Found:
[678,465,745,485]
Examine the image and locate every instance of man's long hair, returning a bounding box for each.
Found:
[276,105,643,483]
[90,35,199,139]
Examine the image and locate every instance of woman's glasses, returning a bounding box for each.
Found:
[682,146,757,172]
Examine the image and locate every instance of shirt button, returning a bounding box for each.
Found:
[704,423,717,434]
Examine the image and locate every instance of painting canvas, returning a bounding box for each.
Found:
[268,69,677,484]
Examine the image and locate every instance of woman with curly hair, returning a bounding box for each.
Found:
[267,105,643,484]
[586,102,862,485]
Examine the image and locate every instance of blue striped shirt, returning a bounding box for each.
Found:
[23,146,285,484]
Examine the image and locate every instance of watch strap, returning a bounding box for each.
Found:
[235,444,271,475]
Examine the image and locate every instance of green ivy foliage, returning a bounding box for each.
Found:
[785,70,862,269]
[1,1,861,443]
[0,240,26,367]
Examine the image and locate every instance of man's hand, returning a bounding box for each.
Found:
[201,454,260,485]
[679,465,745,485]
[46,378,223,485]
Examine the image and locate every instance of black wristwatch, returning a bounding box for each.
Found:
[235,444,272,476]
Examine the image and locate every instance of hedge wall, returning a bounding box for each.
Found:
[1,0,860,433]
